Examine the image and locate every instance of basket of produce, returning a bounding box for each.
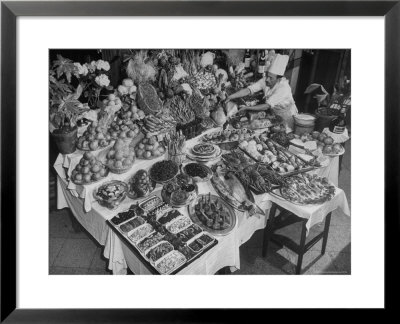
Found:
[106,139,136,174]
[126,169,156,200]
[134,134,166,160]
[149,160,179,184]
[182,163,213,183]
[93,180,128,210]
[70,152,110,185]
[187,193,236,236]
[136,82,163,116]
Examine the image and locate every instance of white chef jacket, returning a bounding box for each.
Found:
[247,77,298,131]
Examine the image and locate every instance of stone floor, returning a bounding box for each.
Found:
[49,140,351,275]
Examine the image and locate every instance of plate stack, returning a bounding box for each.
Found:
[186,143,222,163]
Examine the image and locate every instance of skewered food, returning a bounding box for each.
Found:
[70,152,109,185]
[149,160,179,183]
[189,194,235,234]
[94,180,128,209]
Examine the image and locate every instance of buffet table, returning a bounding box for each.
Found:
[54,127,348,275]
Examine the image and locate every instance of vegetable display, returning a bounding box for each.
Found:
[134,133,166,159]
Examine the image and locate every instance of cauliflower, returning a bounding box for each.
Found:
[95,59,110,71]
[118,85,129,95]
[256,144,263,151]
[129,85,137,94]
[122,78,134,87]
[95,74,110,87]
[73,63,88,76]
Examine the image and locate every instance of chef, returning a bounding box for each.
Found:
[226,54,298,131]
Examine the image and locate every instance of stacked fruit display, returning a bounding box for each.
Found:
[71,152,109,184]
[106,139,136,174]
[102,93,123,113]
[134,133,165,159]
[77,122,111,151]
[107,118,141,141]
[118,103,146,122]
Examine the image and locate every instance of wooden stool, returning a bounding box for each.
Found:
[262,202,332,274]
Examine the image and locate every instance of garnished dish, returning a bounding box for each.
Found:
[127,169,156,200]
[70,152,109,185]
[183,163,213,183]
[134,134,166,160]
[128,223,154,244]
[110,205,145,225]
[188,194,236,236]
[155,250,187,275]
[119,216,146,233]
[273,173,336,205]
[145,241,174,263]
[93,180,128,210]
[138,195,163,212]
[149,160,179,184]
[166,216,193,234]
[157,210,183,225]
[201,128,254,144]
[136,232,165,254]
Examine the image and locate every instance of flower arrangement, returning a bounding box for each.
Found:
[49,55,112,133]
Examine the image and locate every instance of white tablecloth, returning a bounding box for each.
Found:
[55,127,348,274]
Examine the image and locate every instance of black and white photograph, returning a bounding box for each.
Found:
[49,48,351,275]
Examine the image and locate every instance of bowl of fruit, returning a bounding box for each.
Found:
[70,152,109,185]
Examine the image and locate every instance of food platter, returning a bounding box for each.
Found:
[126,169,157,200]
[182,163,213,183]
[269,174,336,205]
[187,194,236,236]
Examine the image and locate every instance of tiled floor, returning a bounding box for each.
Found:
[49,140,351,275]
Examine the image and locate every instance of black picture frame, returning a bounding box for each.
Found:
[1,0,398,322]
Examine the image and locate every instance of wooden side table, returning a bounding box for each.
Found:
[262,202,332,274]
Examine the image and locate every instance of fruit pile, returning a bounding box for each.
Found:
[106,139,136,173]
[134,133,165,159]
[102,93,123,112]
[118,104,145,122]
[107,118,141,141]
[301,131,343,155]
[77,122,111,151]
[71,152,108,184]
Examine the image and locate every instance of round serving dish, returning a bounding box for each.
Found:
[149,160,179,184]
